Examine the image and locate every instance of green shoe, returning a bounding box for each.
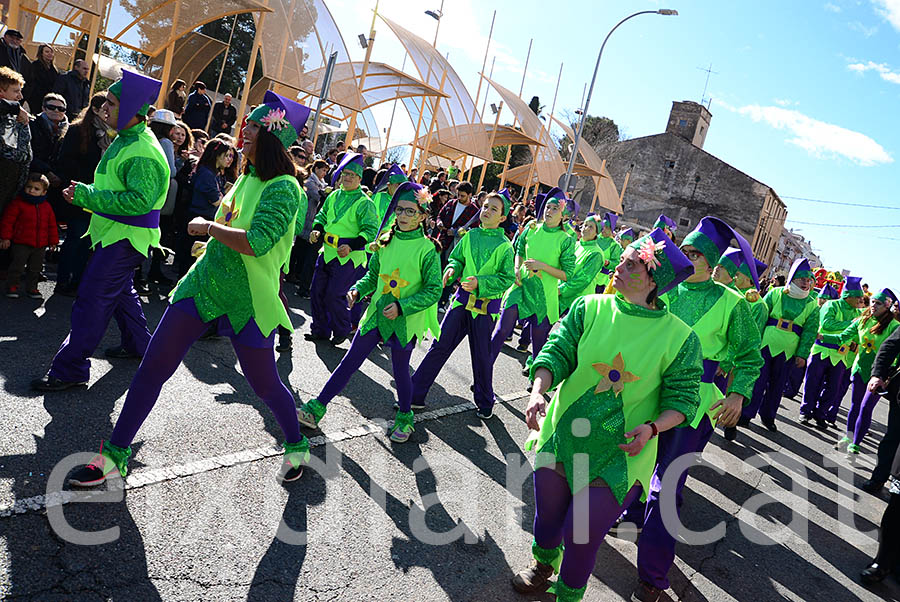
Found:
[389,410,415,443]
[834,435,851,452]
[847,443,861,456]
[297,398,327,429]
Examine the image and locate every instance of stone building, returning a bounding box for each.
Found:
[603,101,788,267]
[771,228,822,275]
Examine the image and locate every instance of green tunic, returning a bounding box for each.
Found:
[371,190,393,224]
[721,287,768,373]
[172,167,303,337]
[446,226,515,318]
[665,279,763,428]
[528,294,702,502]
[760,287,820,359]
[811,299,861,367]
[595,235,622,288]
[313,187,379,268]
[503,222,576,325]
[353,228,442,346]
[73,121,170,256]
[820,317,899,381]
[558,238,606,312]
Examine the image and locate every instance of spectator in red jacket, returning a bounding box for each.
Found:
[0,173,59,298]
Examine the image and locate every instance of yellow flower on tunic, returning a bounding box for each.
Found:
[216,198,240,227]
[380,268,409,298]
[862,336,876,353]
[593,353,640,396]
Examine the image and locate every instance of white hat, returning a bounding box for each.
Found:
[149,108,177,126]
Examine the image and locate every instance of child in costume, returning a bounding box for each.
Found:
[67,91,313,486]
[783,284,838,400]
[32,70,170,392]
[594,212,622,291]
[741,257,820,430]
[827,288,898,456]
[617,227,635,248]
[297,182,442,443]
[558,214,607,313]
[511,228,701,602]
[307,152,379,345]
[409,192,515,418]
[370,164,406,225]
[654,214,677,240]
[490,188,576,364]
[623,217,763,602]
[800,276,865,429]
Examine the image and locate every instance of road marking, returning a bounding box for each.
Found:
[0,394,530,519]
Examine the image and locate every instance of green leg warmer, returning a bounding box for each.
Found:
[391,410,415,434]
[283,437,311,467]
[303,398,328,423]
[547,578,586,601]
[100,440,132,478]
[532,539,564,574]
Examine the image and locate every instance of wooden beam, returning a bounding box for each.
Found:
[236,4,267,135]
[477,100,503,192]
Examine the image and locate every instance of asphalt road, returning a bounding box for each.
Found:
[1,278,898,601]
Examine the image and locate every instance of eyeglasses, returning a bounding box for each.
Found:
[394,206,421,217]
[44,104,66,112]
[685,250,704,261]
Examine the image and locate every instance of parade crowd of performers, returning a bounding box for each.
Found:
[3,68,899,601]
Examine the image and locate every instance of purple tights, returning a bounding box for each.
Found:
[532,467,640,590]
[110,300,301,448]
[490,305,551,363]
[847,373,882,445]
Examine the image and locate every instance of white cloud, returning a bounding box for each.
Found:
[872,0,900,30]
[848,60,900,83]
[773,98,798,106]
[848,20,879,36]
[735,105,893,166]
[825,2,842,12]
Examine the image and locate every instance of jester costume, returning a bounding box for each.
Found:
[308,152,379,342]
[298,183,442,442]
[558,214,607,313]
[34,71,169,390]
[629,217,763,593]
[800,276,863,424]
[67,91,313,484]
[517,228,701,602]
[595,212,622,290]
[490,188,576,364]
[411,216,515,414]
[827,288,898,452]
[783,284,838,399]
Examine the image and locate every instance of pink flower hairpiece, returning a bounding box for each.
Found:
[260,107,289,132]
[415,186,432,210]
[637,239,666,271]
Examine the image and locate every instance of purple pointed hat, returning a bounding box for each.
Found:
[542,186,578,218]
[717,247,743,278]
[654,214,677,232]
[627,228,695,295]
[740,257,768,280]
[496,188,513,214]
[331,152,365,186]
[787,257,814,283]
[108,69,162,131]
[375,181,429,237]
[601,211,618,231]
[374,164,406,193]
[682,216,760,289]
[874,288,898,305]
[618,227,635,242]
[842,276,864,298]
[818,284,839,300]
[247,90,311,149]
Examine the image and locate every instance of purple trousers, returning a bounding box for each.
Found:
[634,416,715,590]
[490,305,550,363]
[533,467,641,591]
[826,367,852,423]
[783,361,804,398]
[847,373,882,445]
[109,298,301,449]
[318,327,415,412]
[412,304,496,411]
[800,354,847,420]
[309,254,364,339]
[743,347,791,422]
[49,240,152,383]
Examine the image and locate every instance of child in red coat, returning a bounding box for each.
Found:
[0,173,59,298]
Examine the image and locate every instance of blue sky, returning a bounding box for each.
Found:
[28,0,900,289]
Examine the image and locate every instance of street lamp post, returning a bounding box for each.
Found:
[561,9,678,194]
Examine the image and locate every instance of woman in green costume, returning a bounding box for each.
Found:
[558,214,607,313]
[297,182,442,443]
[510,228,701,601]
[67,91,314,486]
[490,187,576,363]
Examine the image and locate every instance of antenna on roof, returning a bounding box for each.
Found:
[697,63,718,107]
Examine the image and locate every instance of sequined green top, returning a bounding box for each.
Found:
[821,317,900,380]
[528,294,702,502]
[558,238,606,312]
[353,227,442,345]
[446,226,515,316]
[812,298,861,366]
[313,186,379,267]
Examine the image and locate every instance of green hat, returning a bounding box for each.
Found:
[247,90,311,149]
[627,228,695,295]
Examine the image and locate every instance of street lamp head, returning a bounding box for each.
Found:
[425,9,443,19]
[657,9,679,15]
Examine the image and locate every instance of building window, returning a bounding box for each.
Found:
[678,119,687,127]
[678,217,691,228]
[698,125,704,137]
[666,160,676,169]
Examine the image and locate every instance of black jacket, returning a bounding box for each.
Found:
[29,114,67,175]
[210,102,237,134]
[24,59,58,112]
[872,325,900,401]
[53,71,90,121]
[0,40,28,76]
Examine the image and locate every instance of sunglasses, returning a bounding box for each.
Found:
[44,104,66,112]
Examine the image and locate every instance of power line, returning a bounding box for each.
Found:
[785,219,900,228]
[782,195,900,210]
